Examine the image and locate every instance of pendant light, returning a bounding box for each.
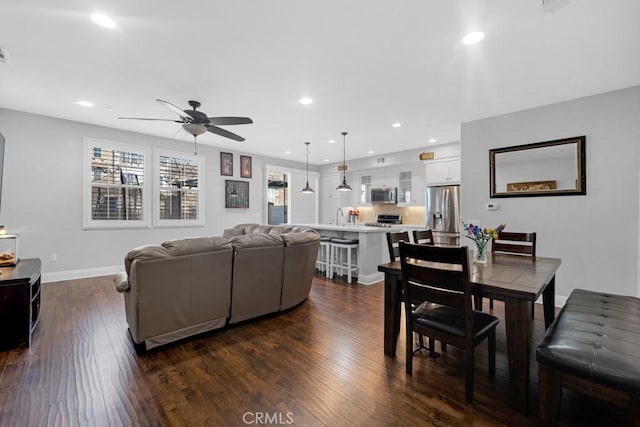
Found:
[301,142,315,193]
[336,132,352,191]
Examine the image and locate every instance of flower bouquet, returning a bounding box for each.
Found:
[348,209,360,223]
[461,221,506,264]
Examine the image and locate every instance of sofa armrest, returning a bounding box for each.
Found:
[124,244,170,276]
[114,271,130,293]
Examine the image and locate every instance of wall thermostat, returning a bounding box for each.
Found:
[486,202,499,211]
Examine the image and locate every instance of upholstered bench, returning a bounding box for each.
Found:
[536,289,640,426]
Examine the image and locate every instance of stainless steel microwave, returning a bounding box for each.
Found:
[371,187,397,204]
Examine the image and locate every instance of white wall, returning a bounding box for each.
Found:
[461,86,640,301]
[0,108,312,278]
[288,170,319,224]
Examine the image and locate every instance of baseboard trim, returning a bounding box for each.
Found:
[533,294,569,308]
[357,272,384,286]
[42,265,122,283]
[554,294,568,308]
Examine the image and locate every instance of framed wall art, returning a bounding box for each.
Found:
[240,155,252,178]
[225,180,249,208]
[220,152,233,176]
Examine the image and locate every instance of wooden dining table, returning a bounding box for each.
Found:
[378,252,561,414]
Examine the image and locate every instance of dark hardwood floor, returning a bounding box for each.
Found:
[0,273,630,426]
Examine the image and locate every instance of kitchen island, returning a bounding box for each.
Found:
[293,223,421,285]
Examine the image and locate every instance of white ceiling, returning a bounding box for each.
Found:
[0,0,638,165]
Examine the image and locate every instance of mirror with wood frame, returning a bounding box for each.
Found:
[489,136,586,198]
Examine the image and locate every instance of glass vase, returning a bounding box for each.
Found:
[473,238,490,264]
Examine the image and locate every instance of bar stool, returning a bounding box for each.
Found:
[315,236,332,277]
[329,238,359,284]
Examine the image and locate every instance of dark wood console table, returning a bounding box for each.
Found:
[0,258,42,350]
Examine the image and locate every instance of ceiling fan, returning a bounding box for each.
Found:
[119,99,253,154]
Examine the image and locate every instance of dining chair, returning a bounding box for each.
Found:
[386,231,445,355]
[479,232,537,315]
[412,229,435,245]
[386,231,410,262]
[398,242,499,403]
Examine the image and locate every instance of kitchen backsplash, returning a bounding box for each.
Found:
[346,206,425,225]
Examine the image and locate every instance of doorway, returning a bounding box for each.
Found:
[267,170,289,225]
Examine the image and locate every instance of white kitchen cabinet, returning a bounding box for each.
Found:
[354,174,372,205]
[398,167,424,206]
[397,171,412,204]
[371,170,398,190]
[425,158,461,186]
[397,166,426,206]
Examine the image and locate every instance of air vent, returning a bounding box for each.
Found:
[376,157,386,164]
[0,47,9,64]
[541,0,568,12]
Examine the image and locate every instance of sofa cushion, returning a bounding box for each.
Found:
[225,223,317,237]
[223,223,274,236]
[222,228,245,238]
[229,233,283,249]
[161,236,232,256]
[281,229,320,246]
[268,226,294,235]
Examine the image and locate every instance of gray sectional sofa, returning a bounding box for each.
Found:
[114,224,320,350]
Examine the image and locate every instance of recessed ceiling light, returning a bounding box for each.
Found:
[462,31,485,45]
[328,139,335,144]
[299,97,313,105]
[324,159,330,162]
[428,138,437,143]
[392,123,402,128]
[75,100,94,107]
[285,151,291,154]
[91,13,117,29]
[367,150,374,154]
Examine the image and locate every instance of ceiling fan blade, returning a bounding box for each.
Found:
[155,99,191,120]
[206,125,245,142]
[207,117,253,126]
[118,117,183,122]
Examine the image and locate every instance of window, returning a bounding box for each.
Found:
[83,138,150,229]
[155,150,204,227]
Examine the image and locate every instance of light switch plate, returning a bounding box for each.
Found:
[486,202,499,211]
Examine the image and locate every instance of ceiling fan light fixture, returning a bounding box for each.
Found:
[182,123,207,137]
[336,132,352,192]
[301,141,315,194]
[118,99,253,149]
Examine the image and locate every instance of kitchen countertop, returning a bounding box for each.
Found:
[291,223,428,285]
[293,223,426,233]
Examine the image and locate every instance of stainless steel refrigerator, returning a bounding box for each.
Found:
[425,185,460,245]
